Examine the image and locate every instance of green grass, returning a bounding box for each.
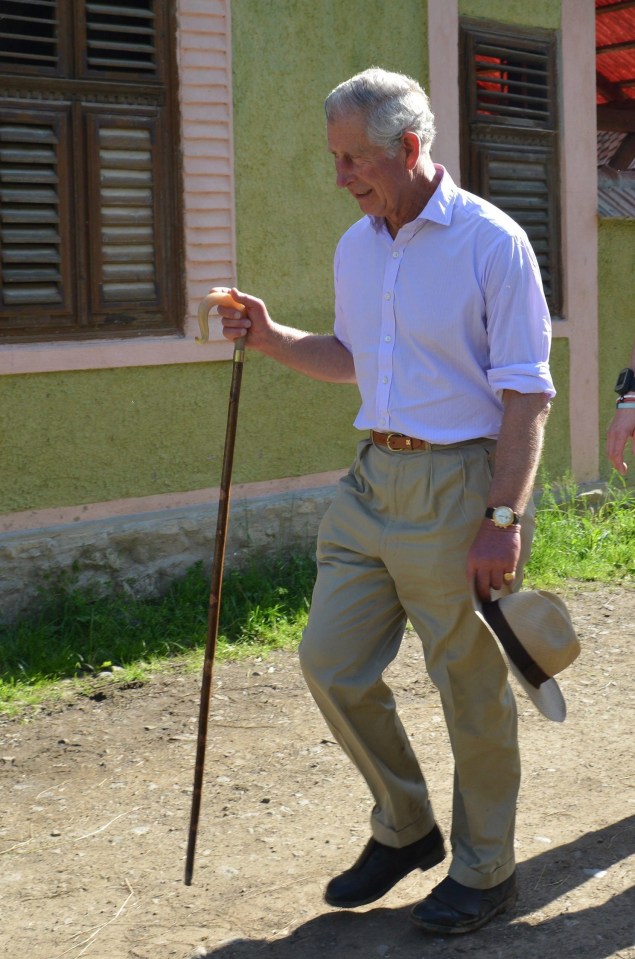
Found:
[524,473,635,588]
[1,475,633,716]
[0,552,315,715]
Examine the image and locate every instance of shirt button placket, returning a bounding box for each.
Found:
[376,247,402,427]
[375,251,396,428]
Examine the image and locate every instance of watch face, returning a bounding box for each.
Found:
[615,368,635,395]
[493,506,514,527]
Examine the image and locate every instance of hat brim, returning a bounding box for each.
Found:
[506,658,566,723]
[473,597,567,723]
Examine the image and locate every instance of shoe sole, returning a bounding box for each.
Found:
[410,888,518,934]
[324,845,446,909]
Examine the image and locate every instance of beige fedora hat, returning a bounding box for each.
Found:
[473,589,580,722]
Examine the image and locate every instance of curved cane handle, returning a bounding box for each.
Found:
[196,290,245,344]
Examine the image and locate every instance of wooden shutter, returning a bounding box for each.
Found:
[96,121,157,303]
[82,0,158,77]
[84,108,174,331]
[0,106,76,336]
[467,34,555,128]
[472,146,558,305]
[0,0,63,75]
[460,21,562,315]
[0,0,182,343]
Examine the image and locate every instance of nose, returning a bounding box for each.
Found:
[334,159,354,189]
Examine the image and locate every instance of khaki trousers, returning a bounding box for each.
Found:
[299,437,535,890]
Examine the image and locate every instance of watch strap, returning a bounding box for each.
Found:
[615,368,635,396]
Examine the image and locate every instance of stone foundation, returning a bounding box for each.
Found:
[0,485,337,625]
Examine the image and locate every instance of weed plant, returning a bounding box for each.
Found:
[0,475,633,713]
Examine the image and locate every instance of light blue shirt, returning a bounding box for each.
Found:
[333,166,555,444]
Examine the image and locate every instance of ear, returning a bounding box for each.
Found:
[402,131,422,170]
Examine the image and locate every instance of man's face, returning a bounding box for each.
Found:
[327,112,410,230]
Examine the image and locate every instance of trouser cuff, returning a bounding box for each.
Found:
[448,854,516,890]
[371,807,437,849]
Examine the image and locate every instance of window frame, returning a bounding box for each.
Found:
[0,0,185,345]
[459,17,562,317]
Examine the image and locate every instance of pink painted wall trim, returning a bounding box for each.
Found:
[1,470,347,535]
[427,0,461,183]
[558,0,599,482]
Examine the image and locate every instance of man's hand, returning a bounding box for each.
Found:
[216,288,269,349]
[606,408,635,475]
[215,287,356,383]
[467,520,522,601]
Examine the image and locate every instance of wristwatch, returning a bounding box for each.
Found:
[614,368,635,396]
[485,506,521,528]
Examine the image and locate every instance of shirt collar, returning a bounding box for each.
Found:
[419,164,457,226]
[369,164,457,234]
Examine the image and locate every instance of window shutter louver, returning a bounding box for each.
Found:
[90,117,159,306]
[0,110,71,323]
[472,41,553,127]
[0,0,60,73]
[474,147,556,301]
[0,0,182,342]
[85,1,156,75]
[461,21,561,315]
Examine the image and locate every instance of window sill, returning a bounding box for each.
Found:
[0,320,234,375]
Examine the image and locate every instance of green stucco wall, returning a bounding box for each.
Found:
[0,0,429,514]
[3,0,621,518]
[598,219,635,486]
[0,364,361,512]
[459,0,560,29]
[543,336,571,480]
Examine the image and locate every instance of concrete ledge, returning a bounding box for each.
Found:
[0,485,338,625]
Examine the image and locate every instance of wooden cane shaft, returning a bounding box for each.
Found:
[185,336,246,885]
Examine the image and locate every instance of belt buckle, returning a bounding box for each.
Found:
[386,432,411,451]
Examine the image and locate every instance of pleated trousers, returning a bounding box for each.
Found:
[299,436,535,889]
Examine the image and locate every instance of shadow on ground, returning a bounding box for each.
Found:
[202,816,635,959]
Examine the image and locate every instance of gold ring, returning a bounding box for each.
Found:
[503,572,515,582]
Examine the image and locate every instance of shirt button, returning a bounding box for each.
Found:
[384,335,392,343]
[382,376,388,384]
[392,251,400,258]
[384,292,391,300]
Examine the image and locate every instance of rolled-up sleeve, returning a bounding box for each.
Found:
[484,232,556,398]
[487,361,555,395]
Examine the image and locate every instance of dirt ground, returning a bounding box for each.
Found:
[1,583,633,959]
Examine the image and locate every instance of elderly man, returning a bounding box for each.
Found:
[219,67,554,935]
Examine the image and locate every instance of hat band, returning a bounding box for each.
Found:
[481,600,550,689]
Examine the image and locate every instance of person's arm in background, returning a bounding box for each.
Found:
[606,341,635,476]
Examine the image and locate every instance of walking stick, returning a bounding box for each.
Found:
[185,290,247,886]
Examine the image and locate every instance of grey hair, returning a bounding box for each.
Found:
[324,66,436,156]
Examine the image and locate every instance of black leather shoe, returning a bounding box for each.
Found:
[410,872,518,934]
[324,824,445,908]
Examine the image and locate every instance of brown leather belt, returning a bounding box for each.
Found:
[370,430,489,453]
